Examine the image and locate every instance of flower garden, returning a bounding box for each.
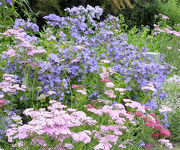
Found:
[0,1,180,150]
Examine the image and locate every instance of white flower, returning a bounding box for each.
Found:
[0,94,4,99]
[76,89,87,95]
[115,88,125,92]
[48,91,56,95]
[100,60,111,64]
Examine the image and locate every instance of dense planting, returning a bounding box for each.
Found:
[0,3,179,150]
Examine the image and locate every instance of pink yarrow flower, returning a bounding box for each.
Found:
[159,105,172,113]
[115,88,125,92]
[161,14,169,19]
[71,84,84,89]
[158,139,173,149]
[141,83,156,92]
[76,89,87,95]
[118,144,126,149]
[48,91,56,95]
[0,99,7,104]
[2,48,16,57]
[144,144,152,150]
[104,90,116,98]
[105,82,114,88]
[100,79,112,83]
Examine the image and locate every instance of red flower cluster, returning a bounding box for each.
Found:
[160,129,171,138]
[144,117,171,139]
[144,118,163,129]
[151,133,160,137]
[135,111,144,117]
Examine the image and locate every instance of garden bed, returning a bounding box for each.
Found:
[0,3,180,150]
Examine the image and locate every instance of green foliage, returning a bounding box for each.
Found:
[155,0,180,26]
[101,0,133,15]
[118,0,158,28]
[0,0,37,32]
[126,16,180,75]
[0,1,19,32]
[31,0,63,17]
[168,109,180,142]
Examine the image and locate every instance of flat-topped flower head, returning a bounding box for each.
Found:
[159,105,172,113]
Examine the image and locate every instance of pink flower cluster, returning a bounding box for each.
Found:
[3,28,47,56]
[115,88,126,95]
[141,83,157,92]
[87,103,134,149]
[71,84,84,89]
[154,24,180,37]
[6,97,172,149]
[158,139,173,149]
[123,99,145,112]
[87,102,134,124]
[0,74,26,95]
[76,89,87,95]
[0,99,7,107]
[99,67,115,80]
[159,105,172,113]
[6,100,97,148]
[105,82,114,88]
[159,14,169,20]
[100,67,109,80]
[47,91,56,95]
[104,90,116,98]
[2,48,16,57]
[71,84,87,95]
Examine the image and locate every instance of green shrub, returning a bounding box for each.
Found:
[168,109,180,142]
[155,0,180,26]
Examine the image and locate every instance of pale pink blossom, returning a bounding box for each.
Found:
[2,48,16,57]
[0,99,7,104]
[158,139,173,149]
[141,83,157,92]
[105,82,114,88]
[71,84,84,89]
[48,91,56,95]
[115,88,125,92]
[0,94,4,99]
[74,45,85,50]
[161,15,169,20]
[71,58,80,63]
[118,144,126,149]
[104,90,116,98]
[108,67,115,74]
[159,105,172,113]
[64,143,74,149]
[76,89,87,95]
